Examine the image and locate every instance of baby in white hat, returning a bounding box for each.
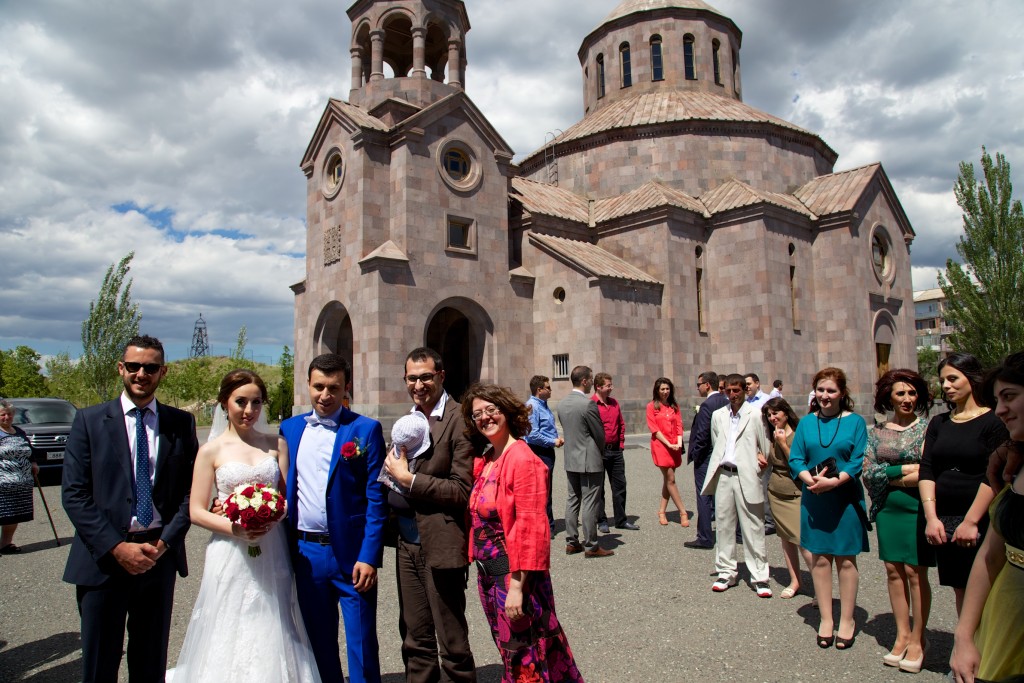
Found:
[378,411,431,494]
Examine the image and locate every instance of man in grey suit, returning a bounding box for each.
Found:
[557,366,613,558]
[701,374,773,598]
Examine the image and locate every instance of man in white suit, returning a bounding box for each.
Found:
[701,374,773,598]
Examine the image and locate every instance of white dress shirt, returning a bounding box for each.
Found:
[295,407,344,533]
[720,406,742,468]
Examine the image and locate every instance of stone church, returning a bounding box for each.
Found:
[292,0,916,424]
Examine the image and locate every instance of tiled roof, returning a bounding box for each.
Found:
[603,0,725,24]
[511,177,590,223]
[701,178,816,218]
[327,98,390,132]
[593,181,709,222]
[528,233,662,285]
[549,90,823,148]
[794,163,880,216]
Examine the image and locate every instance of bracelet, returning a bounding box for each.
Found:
[921,497,936,502]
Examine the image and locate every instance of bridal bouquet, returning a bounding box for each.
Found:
[224,483,286,557]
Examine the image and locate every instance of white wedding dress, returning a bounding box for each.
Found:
[169,456,321,683]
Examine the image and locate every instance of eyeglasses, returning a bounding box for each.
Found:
[405,373,437,385]
[471,405,502,421]
[122,362,163,374]
[696,381,708,387]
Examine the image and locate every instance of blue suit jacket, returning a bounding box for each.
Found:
[688,391,729,466]
[280,409,388,573]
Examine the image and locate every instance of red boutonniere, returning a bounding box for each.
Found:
[341,437,366,460]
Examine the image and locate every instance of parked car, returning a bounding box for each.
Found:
[7,398,77,478]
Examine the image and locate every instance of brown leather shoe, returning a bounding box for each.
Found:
[584,546,615,558]
[565,542,584,555]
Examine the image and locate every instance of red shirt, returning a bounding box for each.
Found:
[592,393,626,449]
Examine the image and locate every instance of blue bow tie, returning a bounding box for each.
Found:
[305,414,337,428]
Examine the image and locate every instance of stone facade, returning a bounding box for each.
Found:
[293,0,917,429]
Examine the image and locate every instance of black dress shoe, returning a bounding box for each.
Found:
[615,522,640,531]
[683,540,714,550]
[764,526,777,536]
[598,522,610,534]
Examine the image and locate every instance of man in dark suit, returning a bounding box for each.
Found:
[281,353,387,683]
[558,365,613,558]
[383,347,477,683]
[62,335,199,683]
[685,370,727,550]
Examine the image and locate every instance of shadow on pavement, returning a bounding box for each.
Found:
[0,632,80,683]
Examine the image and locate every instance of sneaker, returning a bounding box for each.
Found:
[755,582,773,598]
[711,575,738,592]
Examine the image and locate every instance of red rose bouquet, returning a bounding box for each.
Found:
[224,483,286,557]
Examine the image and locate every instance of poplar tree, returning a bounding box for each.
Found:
[80,253,141,402]
[938,148,1024,367]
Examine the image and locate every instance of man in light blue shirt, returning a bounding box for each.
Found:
[525,375,562,535]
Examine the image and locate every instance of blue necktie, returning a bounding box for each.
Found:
[131,407,153,527]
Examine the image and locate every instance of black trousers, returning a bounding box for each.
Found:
[692,458,715,546]
[76,554,177,683]
[597,449,628,526]
[395,540,476,683]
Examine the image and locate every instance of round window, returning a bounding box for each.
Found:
[871,229,893,282]
[444,149,470,182]
[553,287,566,304]
[321,149,345,200]
[436,138,482,192]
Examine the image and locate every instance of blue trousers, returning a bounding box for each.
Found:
[294,539,381,683]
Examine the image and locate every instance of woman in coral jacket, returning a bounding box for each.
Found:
[461,383,584,683]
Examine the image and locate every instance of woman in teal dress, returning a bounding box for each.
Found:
[950,352,1024,683]
[789,367,869,651]
[862,369,935,673]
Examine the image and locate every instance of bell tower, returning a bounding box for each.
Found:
[347,0,470,111]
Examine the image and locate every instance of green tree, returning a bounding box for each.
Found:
[916,347,941,400]
[229,325,256,371]
[938,147,1024,366]
[44,352,93,406]
[270,345,294,420]
[80,253,141,402]
[160,356,217,409]
[0,346,47,397]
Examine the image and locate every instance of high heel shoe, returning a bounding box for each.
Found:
[898,642,927,674]
[658,511,669,526]
[882,644,909,667]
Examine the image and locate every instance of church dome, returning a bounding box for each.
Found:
[602,0,726,24]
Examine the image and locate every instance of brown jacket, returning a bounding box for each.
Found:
[406,397,478,568]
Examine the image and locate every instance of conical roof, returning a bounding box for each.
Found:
[602,0,726,24]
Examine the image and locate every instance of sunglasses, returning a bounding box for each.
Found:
[122,361,163,374]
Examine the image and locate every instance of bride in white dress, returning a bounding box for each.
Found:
[170,369,321,683]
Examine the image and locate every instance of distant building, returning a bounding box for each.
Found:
[914,288,951,354]
[291,0,918,425]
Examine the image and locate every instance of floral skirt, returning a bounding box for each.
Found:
[477,569,584,683]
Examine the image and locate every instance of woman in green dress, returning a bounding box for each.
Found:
[862,369,935,673]
[950,352,1024,683]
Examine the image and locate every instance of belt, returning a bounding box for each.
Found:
[125,527,162,544]
[475,555,510,577]
[605,445,622,451]
[1007,543,1024,570]
[297,530,331,545]
[719,464,738,473]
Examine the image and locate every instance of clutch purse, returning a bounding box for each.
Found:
[813,457,839,479]
[937,515,966,540]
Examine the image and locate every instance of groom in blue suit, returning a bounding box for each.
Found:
[280,353,388,683]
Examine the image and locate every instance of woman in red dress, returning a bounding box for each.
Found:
[646,378,690,527]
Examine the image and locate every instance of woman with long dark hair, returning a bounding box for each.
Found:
[646,378,689,527]
[919,353,1009,621]
[862,369,934,672]
[950,352,1024,682]
[789,368,869,650]
[761,397,812,599]
[461,383,584,683]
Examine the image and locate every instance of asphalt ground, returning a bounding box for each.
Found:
[1,434,956,682]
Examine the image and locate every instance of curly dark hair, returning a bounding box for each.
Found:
[873,368,932,416]
[761,397,800,440]
[460,383,533,440]
[809,367,855,413]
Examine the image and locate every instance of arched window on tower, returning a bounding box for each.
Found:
[683,34,696,80]
[620,42,632,88]
[596,54,606,98]
[712,39,722,85]
[650,35,664,81]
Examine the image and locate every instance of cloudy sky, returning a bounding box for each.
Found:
[2,0,1022,363]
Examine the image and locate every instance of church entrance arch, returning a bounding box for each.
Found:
[424,298,493,402]
[872,310,898,379]
[313,301,355,390]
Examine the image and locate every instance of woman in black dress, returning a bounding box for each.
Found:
[919,353,1010,617]
[0,400,39,553]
